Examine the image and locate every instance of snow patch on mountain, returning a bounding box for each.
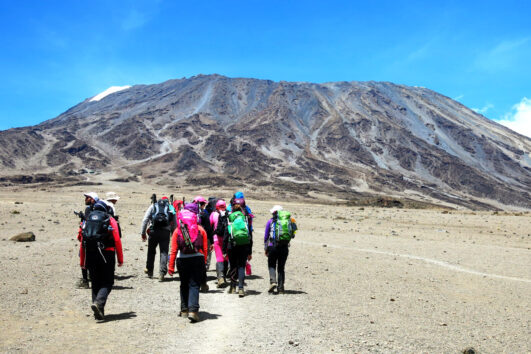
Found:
[90,86,131,102]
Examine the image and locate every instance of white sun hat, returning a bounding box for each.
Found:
[106,191,120,201]
[270,205,283,214]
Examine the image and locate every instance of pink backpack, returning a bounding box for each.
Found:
[177,209,203,254]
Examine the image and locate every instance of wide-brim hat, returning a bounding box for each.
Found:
[105,191,120,201]
[270,205,283,214]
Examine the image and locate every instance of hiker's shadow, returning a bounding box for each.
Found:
[244,290,261,296]
[115,274,136,281]
[166,277,181,282]
[281,290,307,295]
[101,311,137,322]
[245,275,263,280]
[199,312,221,321]
[113,285,134,290]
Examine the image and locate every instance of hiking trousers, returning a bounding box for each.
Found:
[86,249,116,308]
[267,244,289,288]
[177,255,203,312]
[146,229,170,275]
[228,245,250,289]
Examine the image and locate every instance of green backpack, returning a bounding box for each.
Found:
[228,211,250,245]
[276,210,293,243]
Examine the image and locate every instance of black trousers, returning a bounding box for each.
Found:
[177,256,203,312]
[86,249,116,308]
[146,229,170,275]
[267,244,289,288]
[228,245,250,289]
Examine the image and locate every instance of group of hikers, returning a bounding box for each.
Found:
[76,190,298,323]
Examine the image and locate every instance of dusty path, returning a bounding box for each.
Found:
[0,185,530,353]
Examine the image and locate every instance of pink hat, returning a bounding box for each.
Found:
[193,196,207,203]
[216,199,227,210]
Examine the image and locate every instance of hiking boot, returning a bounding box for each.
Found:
[91,303,104,321]
[77,278,90,289]
[180,309,189,318]
[238,288,245,297]
[144,268,153,278]
[200,282,209,293]
[217,278,226,288]
[158,274,165,282]
[278,286,285,294]
[268,282,277,294]
[188,312,200,323]
[228,285,235,294]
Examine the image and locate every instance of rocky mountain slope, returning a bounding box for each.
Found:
[1,74,530,209]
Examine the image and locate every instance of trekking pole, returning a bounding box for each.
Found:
[151,193,157,204]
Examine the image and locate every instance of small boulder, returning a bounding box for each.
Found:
[10,232,36,242]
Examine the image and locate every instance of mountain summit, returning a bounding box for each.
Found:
[1,74,530,209]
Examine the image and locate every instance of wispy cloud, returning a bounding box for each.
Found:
[453,94,464,101]
[121,9,150,30]
[474,38,530,72]
[472,103,494,114]
[496,97,531,138]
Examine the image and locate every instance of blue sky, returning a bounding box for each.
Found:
[1,0,530,136]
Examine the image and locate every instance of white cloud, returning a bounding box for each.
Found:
[453,94,464,101]
[475,38,530,72]
[472,103,494,114]
[496,97,531,138]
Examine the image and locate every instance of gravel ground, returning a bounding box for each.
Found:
[0,184,530,353]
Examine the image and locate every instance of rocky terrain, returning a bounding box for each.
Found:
[0,183,529,352]
[0,75,530,210]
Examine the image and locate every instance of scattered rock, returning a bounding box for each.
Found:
[463,347,476,354]
[322,244,327,247]
[21,289,28,294]
[10,232,36,242]
[11,210,20,215]
[14,201,23,204]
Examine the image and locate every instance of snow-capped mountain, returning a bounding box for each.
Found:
[1,74,530,209]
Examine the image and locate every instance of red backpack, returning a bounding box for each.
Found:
[177,209,203,254]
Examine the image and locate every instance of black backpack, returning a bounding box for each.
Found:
[215,212,228,237]
[82,210,112,251]
[151,199,170,229]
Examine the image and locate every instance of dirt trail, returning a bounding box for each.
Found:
[0,185,530,353]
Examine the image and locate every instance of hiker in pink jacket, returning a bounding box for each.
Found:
[209,199,229,287]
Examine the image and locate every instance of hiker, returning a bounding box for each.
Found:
[264,205,297,294]
[140,196,176,281]
[228,191,255,278]
[168,202,206,323]
[209,199,229,287]
[204,197,218,270]
[223,203,252,297]
[79,201,123,320]
[193,196,213,291]
[105,192,122,238]
[76,192,99,289]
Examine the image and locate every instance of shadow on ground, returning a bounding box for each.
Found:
[199,312,221,321]
[101,311,137,323]
[115,274,136,281]
[113,285,134,290]
[281,289,307,295]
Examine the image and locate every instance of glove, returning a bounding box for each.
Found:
[141,234,147,241]
[168,269,174,276]
[118,263,123,267]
